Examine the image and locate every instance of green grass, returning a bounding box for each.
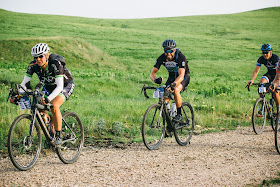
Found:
[0,7,280,151]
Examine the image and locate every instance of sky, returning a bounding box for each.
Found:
[0,0,280,19]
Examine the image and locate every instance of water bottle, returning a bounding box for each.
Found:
[159,88,164,98]
[40,112,50,124]
[171,102,177,117]
[165,101,171,113]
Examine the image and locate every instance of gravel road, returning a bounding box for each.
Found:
[1,126,280,186]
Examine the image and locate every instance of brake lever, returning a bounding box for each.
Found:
[141,84,149,99]
[245,85,250,92]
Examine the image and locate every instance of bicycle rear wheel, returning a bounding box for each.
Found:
[252,98,267,134]
[142,103,165,150]
[174,102,194,146]
[7,114,41,171]
[56,112,84,164]
[275,111,280,154]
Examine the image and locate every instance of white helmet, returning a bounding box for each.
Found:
[31,43,50,57]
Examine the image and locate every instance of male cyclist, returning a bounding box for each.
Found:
[10,43,75,145]
[247,44,279,101]
[150,39,190,123]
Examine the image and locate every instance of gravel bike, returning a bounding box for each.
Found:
[7,82,84,171]
[141,84,194,150]
[247,82,277,134]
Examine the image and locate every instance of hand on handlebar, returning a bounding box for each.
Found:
[167,82,176,93]
[247,80,253,87]
[154,77,163,85]
[42,98,50,106]
[269,82,278,93]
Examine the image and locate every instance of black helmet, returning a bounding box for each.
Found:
[162,39,176,49]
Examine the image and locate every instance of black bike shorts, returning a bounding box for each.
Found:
[165,74,190,92]
[261,72,276,83]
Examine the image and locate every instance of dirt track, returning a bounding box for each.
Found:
[1,126,280,186]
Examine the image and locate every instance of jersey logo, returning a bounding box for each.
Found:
[165,61,177,68]
[40,76,55,84]
[182,61,185,67]
[165,61,178,72]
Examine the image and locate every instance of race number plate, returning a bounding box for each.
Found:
[18,97,31,110]
[258,86,266,94]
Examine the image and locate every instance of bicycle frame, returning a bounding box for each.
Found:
[31,102,77,146]
[27,88,54,144]
[142,84,175,130]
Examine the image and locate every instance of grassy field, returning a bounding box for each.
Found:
[0,7,280,150]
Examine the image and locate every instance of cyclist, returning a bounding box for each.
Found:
[150,39,190,124]
[247,44,279,98]
[10,43,75,145]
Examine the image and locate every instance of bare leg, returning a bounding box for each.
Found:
[51,95,64,131]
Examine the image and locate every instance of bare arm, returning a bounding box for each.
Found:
[248,66,261,86]
[174,68,185,86]
[150,67,159,82]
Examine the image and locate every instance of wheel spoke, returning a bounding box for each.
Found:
[56,112,84,164]
[142,104,165,150]
[8,114,41,171]
[252,98,267,134]
[174,102,194,146]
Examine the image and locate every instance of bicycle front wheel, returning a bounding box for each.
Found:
[56,112,84,164]
[142,103,165,150]
[252,98,267,134]
[7,114,42,171]
[174,102,194,146]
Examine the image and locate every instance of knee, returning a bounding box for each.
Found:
[174,87,181,94]
[51,104,60,113]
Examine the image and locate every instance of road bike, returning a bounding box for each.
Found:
[141,84,194,150]
[7,82,84,171]
[247,83,277,134]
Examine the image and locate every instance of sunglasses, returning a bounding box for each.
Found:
[34,55,44,59]
[262,51,269,54]
[164,49,174,54]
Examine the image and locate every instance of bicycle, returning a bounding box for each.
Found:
[246,82,277,134]
[7,82,84,171]
[141,84,194,150]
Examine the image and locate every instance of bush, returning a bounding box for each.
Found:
[95,119,107,134]
[112,121,124,135]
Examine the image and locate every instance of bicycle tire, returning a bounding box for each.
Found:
[252,97,267,134]
[270,98,277,131]
[56,112,84,164]
[7,114,42,171]
[142,103,165,150]
[174,102,194,146]
[275,109,280,154]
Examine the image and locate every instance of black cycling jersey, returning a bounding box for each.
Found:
[256,53,279,76]
[154,49,190,79]
[25,54,73,86]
